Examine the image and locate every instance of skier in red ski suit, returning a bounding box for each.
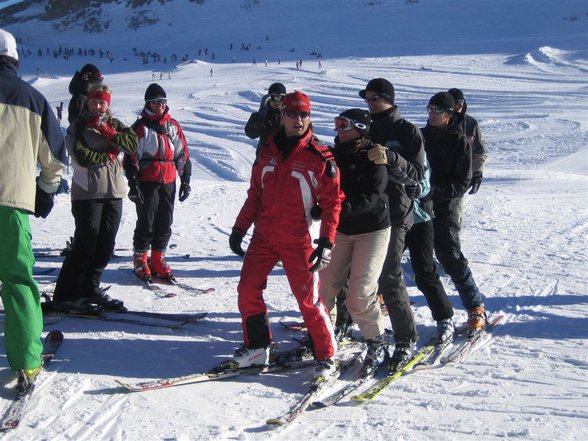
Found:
[230,91,343,369]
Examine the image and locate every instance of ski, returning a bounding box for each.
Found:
[126,270,177,298]
[44,310,207,330]
[117,345,313,392]
[150,276,216,295]
[440,314,505,365]
[412,337,454,371]
[0,330,64,431]
[266,354,359,427]
[350,343,436,402]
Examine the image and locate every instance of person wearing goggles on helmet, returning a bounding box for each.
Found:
[245,82,287,157]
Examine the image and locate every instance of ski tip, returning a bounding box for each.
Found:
[266,418,286,426]
[350,395,367,402]
[310,401,326,409]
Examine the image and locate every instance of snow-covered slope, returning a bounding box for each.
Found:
[0,1,587,440]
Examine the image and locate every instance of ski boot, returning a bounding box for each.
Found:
[150,249,172,279]
[133,251,151,281]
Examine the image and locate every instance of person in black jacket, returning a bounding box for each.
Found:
[360,78,425,366]
[67,64,103,124]
[244,82,286,157]
[422,92,486,330]
[319,109,391,377]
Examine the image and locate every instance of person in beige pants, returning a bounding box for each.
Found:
[319,109,391,377]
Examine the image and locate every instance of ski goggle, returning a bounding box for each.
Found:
[270,94,285,102]
[81,73,103,82]
[147,99,168,105]
[334,116,367,132]
[283,111,310,119]
[427,105,451,114]
[363,94,381,102]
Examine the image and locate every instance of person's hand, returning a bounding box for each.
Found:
[88,116,117,140]
[469,171,483,194]
[34,181,55,218]
[229,229,245,257]
[127,179,144,204]
[310,205,322,220]
[308,237,334,272]
[405,184,421,199]
[367,144,388,165]
[178,176,191,202]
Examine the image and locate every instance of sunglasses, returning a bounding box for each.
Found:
[81,74,104,82]
[364,95,381,102]
[270,94,285,102]
[334,116,367,132]
[284,111,310,119]
[427,105,450,114]
[148,99,167,105]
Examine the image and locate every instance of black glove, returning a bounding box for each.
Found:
[178,176,191,202]
[405,184,421,199]
[310,205,322,220]
[469,171,483,195]
[308,237,334,273]
[229,229,245,257]
[128,179,144,204]
[34,181,55,219]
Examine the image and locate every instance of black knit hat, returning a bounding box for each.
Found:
[145,83,167,102]
[81,64,100,75]
[429,92,455,111]
[268,82,286,95]
[447,88,465,102]
[339,108,370,137]
[359,78,395,104]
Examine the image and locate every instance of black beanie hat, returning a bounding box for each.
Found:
[145,83,167,102]
[339,108,371,137]
[268,82,286,95]
[81,64,100,75]
[429,92,455,111]
[359,78,395,104]
[448,88,465,102]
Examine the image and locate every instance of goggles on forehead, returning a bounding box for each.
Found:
[283,111,310,119]
[334,116,367,132]
[270,94,285,102]
[427,105,451,114]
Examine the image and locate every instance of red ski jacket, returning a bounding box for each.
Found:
[234,128,343,245]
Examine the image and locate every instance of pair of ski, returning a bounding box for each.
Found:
[311,314,505,407]
[129,270,215,298]
[0,330,64,431]
[117,344,315,392]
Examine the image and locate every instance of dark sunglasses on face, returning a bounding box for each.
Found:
[364,95,381,102]
[270,94,285,102]
[334,116,367,132]
[427,105,451,114]
[148,99,167,105]
[284,111,310,119]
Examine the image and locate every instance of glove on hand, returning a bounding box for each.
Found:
[229,229,246,257]
[405,184,421,199]
[34,181,55,218]
[468,171,483,195]
[308,237,334,273]
[178,176,191,202]
[367,144,388,165]
[127,179,144,204]
[87,116,117,141]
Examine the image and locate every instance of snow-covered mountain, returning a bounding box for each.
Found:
[0,1,587,440]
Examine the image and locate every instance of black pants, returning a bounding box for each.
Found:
[433,198,483,310]
[133,181,176,252]
[54,198,122,301]
[378,225,417,343]
[405,220,454,322]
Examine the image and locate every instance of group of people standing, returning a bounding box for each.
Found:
[0,29,191,389]
[1,23,487,390]
[234,78,487,379]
